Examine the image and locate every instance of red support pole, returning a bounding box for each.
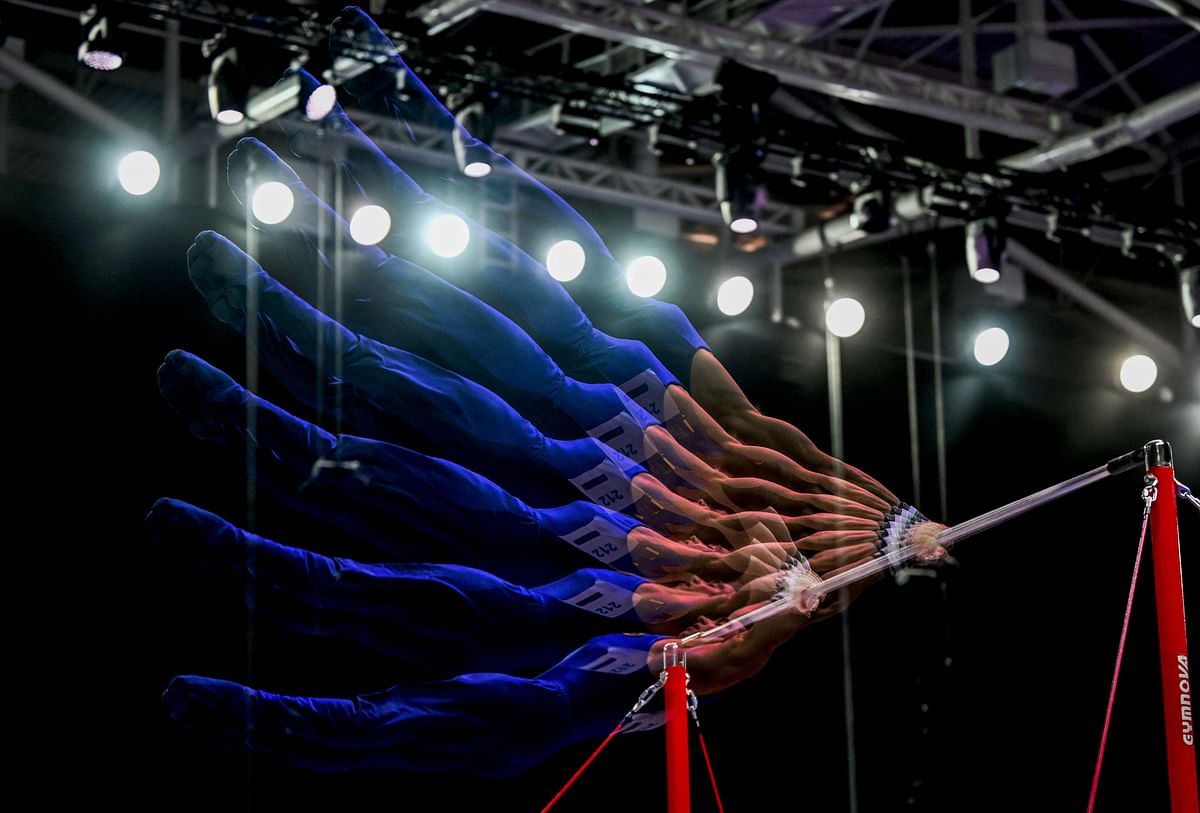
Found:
[1146,444,1198,813]
[665,656,690,813]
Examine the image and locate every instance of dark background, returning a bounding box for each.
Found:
[15,145,1196,811]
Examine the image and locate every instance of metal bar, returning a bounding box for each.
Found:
[0,90,8,175]
[684,445,1149,646]
[1144,0,1200,33]
[664,648,690,813]
[1007,240,1184,368]
[822,263,859,813]
[0,48,149,143]
[852,0,893,65]
[929,240,948,522]
[416,0,1071,141]
[574,0,771,74]
[902,252,922,507]
[1143,441,1199,812]
[816,457,1133,595]
[804,0,892,45]
[162,17,181,202]
[959,0,980,159]
[769,263,784,323]
[897,2,1010,69]
[1068,30,1200,109]
[786,77,1199,263]
[1017,0,1048,37]
[1050,0,1147,110]
[831,17,1194,38]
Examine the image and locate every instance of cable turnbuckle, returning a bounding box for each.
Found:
[1142,473,1158,510]
[626,672,668,720]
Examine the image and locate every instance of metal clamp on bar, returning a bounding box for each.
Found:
[662,640,686,673]
[1144,439,1173,469]
[1177,481,1200,514]
[1106,446,1147,475]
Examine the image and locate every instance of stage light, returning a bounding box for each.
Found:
[463,161,491,178]
[1119,354,1157,393]
[849,187,892,233]
[973,327,1010,366]
[825,297,865,338]
[1181,267,1199,328]
[648,123,699,167]
[717,276,754,316]
[426,213,470,258]
[546,240,585,282]
[251,181,294,225]
[117,150,159,195]
[551,101,603,140]
[305,83,337,121]
[973,266,1000,284]
[78,5,122,71]
[714,150,765,234]
[966,220,1005,284]
[453,99,497,179]
[626,255,667,298]
[205,34,248,126]
[349,204,391,246]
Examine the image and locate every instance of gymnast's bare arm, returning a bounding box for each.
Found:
[680,349,899,506]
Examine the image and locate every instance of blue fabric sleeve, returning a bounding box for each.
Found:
[225,138,665,442]
[540,632,666,740]
[287,69,682,401]
[537,500,647,573]
[147,498,638,673]
[162,672,574,776]
[326,8,708,387]
[159,350,593,584]
[190,231,652,505]
[161,632,666,775]
[535,568,647,622]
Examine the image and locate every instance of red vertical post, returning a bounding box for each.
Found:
[1146,442,1198,813]
[664,643,690,813]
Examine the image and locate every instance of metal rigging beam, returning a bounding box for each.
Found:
[291,109,809,234]
[415,0,1075,142]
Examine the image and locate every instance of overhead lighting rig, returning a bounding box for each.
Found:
[78,4,123,71]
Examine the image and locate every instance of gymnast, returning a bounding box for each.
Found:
[186,221,891,555]
[158,349,881,586]
[153,5,948,775]
[160,549,875,776]
[318,7,895,505]
[147,496,862,676]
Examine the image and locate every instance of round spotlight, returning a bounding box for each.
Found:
[973,327,1010,366]
[626,255,667,298]
[463,161,492,179]
[349,204,392,246]
[1119,354,1157,393]
[83,50,122,71]
[251,181,295,225]
[116,150,160,196]
[1192,313,1200,328]
[546,239,585,282]
[825,297,865,338]
[305,84,338,121]
[730,217,758,235]
[426,213,471,258]
[717,276,754,316]
[215,109,245,126]
[972,266,1001,284]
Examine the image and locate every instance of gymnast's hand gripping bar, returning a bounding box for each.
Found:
[684,441,1156,644]
[682,439,1196,812]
